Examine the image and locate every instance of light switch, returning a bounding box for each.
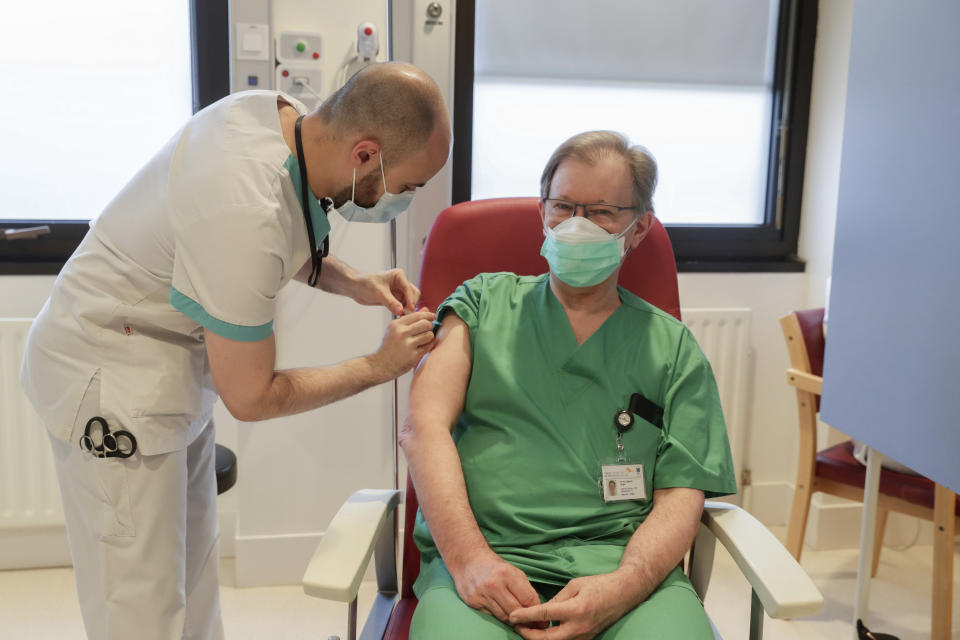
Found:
[236,23,269,61]
[242,32,263,53]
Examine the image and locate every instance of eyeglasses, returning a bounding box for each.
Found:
[542,198,635,225]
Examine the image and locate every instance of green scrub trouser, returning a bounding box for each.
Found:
[409,578,714,639]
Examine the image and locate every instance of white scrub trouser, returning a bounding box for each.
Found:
[48,394,225,640]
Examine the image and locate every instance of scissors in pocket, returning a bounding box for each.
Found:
[78,416,138,459]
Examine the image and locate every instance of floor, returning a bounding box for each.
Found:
[0,527,957,639]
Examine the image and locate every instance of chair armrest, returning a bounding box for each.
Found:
[701,502,823,619]
[302,489,400,602]
[786,368,822,395]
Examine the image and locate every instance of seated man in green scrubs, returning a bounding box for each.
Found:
[400,131,737,639]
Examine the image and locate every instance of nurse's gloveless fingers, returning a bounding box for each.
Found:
[397,309,436,324]
[412,330,435,347]
[373,310,440,378]
[406,318,435,334]
[402,282,421,312]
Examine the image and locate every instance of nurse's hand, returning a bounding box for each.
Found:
[353,268,421,315]
[369,308,436,379]
[508,571,639,640]
[453,552,544,626]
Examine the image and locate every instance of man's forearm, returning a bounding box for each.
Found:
[614,487,705,605]
[294,254,359,297]
[235,356,389,421]
[402,426,492,573]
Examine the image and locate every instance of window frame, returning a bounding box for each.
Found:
[0,0,230,276]
[452,0,818,272]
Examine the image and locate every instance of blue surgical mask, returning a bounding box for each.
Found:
[540,215,637,287]
[330,153,415,223]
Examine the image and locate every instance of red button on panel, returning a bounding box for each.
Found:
[282,70,289,77]
[364,27,373,35]
[312,52,319,59]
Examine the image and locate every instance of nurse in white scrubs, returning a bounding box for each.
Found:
[19,62,451,640]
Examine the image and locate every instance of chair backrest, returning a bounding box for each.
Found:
[401,197,681,598]
[781,308,825,411]
[417,197,681,317]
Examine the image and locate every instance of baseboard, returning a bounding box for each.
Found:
[736,480,931,551]
[233,522,402,588]
[742,480,793,526]
[804,497,935,550]
[218,510,236,558]
[0,511,237,570]
[0,525,71,570]
[804,498,864,550]
[234,530,324,587]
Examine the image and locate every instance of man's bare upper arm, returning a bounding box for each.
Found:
[407,313,472,434]
[205,329,277,421]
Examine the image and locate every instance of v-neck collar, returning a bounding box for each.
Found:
[538,277,627,371]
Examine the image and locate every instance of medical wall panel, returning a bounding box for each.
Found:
[0,318,70,570]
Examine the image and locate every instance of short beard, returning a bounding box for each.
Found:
[330,168,382,209]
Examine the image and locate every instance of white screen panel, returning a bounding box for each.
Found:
[820,0,960,492]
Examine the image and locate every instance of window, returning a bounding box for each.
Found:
[452,0,817,271]
[0,2,194,274]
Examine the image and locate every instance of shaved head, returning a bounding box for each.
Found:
[316,62,449,162]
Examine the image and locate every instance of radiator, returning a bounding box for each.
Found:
[682,308,752,502]
[0,318,69,569]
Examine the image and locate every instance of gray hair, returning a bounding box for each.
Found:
[539,131,658,214]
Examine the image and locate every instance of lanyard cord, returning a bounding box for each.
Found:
[295,115,329,287]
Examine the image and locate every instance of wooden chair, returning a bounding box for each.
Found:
[780,308,958,632]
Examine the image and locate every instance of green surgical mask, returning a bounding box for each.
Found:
[540,216,636,287]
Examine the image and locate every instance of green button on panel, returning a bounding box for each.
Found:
[296,41,306,52]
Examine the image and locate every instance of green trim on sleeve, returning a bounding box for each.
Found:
[169,287,273,342]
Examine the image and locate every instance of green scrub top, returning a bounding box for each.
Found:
[413,273,737,594]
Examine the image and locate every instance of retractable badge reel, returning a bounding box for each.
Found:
[599,409,647,503]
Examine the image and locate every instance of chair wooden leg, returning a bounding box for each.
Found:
[931,484,955,640]
[871,507,888,577]
[786,482,814,560]
[786,390,818,561]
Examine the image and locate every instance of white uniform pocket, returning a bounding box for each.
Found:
[77,372,137,539]
[92,457,136,539]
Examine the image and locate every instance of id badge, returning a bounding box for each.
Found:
[601,462,647,502]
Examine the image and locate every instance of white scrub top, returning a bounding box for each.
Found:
[20,90,330,455]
